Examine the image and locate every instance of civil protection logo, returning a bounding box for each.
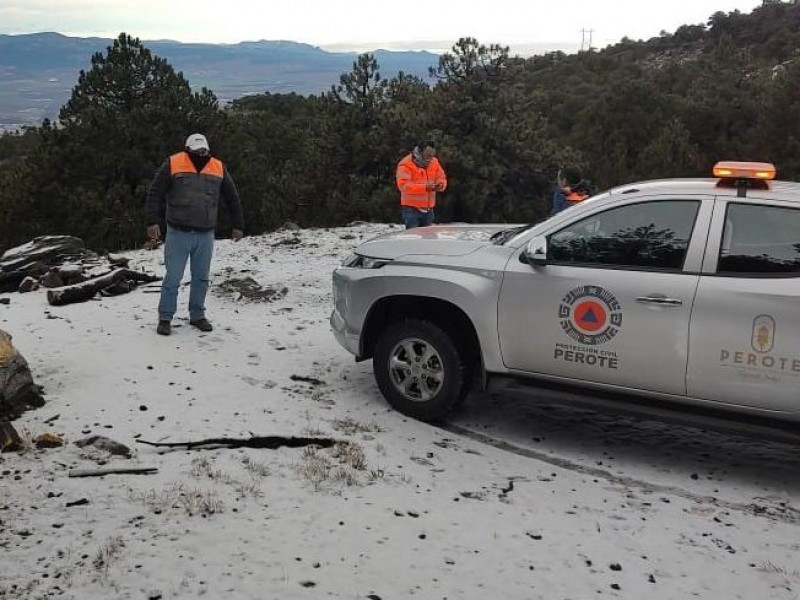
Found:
[558,285,623,346]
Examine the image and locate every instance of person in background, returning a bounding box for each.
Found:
[552,165,595,215]
[146,133,244,336]
[396,141,447,229]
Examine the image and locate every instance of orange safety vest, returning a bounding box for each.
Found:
[169,152,224,178]
[565,189,590,204]
[396,154,447,209]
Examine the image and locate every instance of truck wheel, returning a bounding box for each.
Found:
[373,319,467,422]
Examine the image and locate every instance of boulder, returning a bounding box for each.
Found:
[0,236,96,293]
[18,276,39,293]
[0,236,88,273]
[0,329,44,420]
[40,270,65,289]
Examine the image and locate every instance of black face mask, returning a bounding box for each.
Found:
[187,150,211,171]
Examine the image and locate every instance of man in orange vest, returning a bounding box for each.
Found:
[552,165,594,215]
[146,133,244,336]
[396,141,447,229]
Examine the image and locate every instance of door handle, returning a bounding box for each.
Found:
[636,295,683,306]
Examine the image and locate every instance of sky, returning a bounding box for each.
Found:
[0,0,764,54]
[2,222,799,598]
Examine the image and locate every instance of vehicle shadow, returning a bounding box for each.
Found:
[451,388,800,503]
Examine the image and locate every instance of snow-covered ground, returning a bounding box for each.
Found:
[1,224,799,600]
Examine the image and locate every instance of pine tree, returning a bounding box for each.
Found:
[28,33,222,249]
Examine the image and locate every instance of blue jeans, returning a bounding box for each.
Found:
[402,207,434,229]
[158,226,215,322]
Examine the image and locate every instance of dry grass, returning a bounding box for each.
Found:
[234,478,263,499]
[131,482,224,517]
[295,445,333,491]
[757,560,800,579]
[93,535,125,574]
[300,410,324,436]
[367,468,385,482]
[294,441,369,491]
[241,455,271,478]
[332,417,383,436]
[190,456,235,484]
[331,441,366,470]
[78,446,112,465]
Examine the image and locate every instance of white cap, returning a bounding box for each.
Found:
[185,133,209,152]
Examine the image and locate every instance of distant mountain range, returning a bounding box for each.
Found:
[0,32,441,128]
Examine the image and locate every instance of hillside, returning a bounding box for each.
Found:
[0,32,439,128]
[1,223,799,598]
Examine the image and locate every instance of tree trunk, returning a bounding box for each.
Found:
[47,269,160,306]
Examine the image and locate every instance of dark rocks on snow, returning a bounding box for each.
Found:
[17,276,39,293]
[217,277,288,303]
[0,236,92,293]
[73,435,132,458]
[1,236,159,304]
[39,270,64,289]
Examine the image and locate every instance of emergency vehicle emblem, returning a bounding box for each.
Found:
[559,285,622,346]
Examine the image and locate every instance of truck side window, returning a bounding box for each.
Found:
[548,200,700,271]
[717,203,800,275]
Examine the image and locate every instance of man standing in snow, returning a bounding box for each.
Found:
[396,141,447,229]
[146,133,244,336]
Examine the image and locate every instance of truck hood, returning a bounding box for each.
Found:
[356,224,518,259]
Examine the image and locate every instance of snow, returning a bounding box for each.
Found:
[1,223,799,599]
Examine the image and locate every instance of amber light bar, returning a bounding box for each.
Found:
[713,161,776,180]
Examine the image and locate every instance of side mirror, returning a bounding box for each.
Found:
[524,235,548,266]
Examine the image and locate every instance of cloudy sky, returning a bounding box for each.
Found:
[0,0,763,53]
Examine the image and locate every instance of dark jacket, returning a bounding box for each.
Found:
[146,151,245,231]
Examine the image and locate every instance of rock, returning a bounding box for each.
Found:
[40,270,64,289]
[73,435,132,458]
[271,237,302,247]
[18,276,39,293]
[34,432,64,449]
[106,254,130,268]
[217,277,288,303]
[0,236,89,273]
[0,329,45,420]
[57,265,88,286]
[56,265,84,279]
[278,221,300,231]
[0,298,9,305]
[0,419,23,452]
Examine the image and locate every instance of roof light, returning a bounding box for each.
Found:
[713,161,776,180]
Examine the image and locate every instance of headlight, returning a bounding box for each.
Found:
[341,253,391,269]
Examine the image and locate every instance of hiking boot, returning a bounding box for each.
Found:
[190,318,213,332]
[156,320,171,336]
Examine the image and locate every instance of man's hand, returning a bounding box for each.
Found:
[147,224,161,241]
[434,182,445,192]
[232,229,244,242]
[426,182,437,191]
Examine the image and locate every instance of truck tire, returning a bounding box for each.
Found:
[373,319,467,422]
